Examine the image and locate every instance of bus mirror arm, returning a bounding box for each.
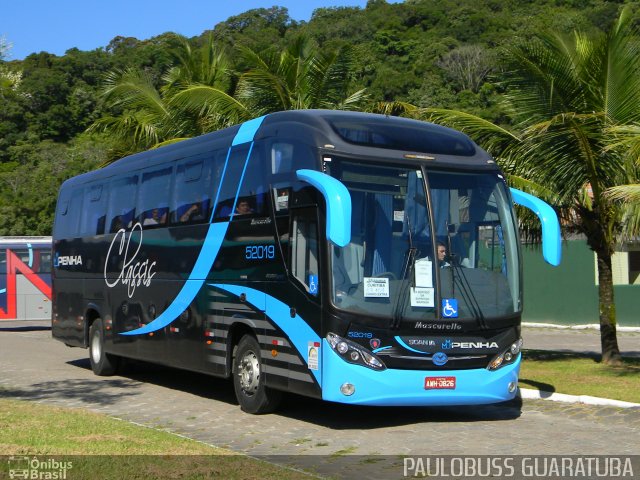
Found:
[296,169,352,247]
[509,188,561,267]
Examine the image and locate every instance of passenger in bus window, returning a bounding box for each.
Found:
[235,199,254,215]
[143,208,167,226]
[180,203,204,222]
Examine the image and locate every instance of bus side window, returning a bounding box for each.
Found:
[172,156,215,225]
[213,146,250,219]
[80,183,108,236]
[270,140,317,179]
[235,144,266,216]
[107,176,138,233]
[290,208,320,297]
[54,189,83,239]
[138,167,172,228]
[38,250,52,273]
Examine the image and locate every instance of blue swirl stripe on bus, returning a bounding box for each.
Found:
[229,141,255,218]
[121,222,229,336]
[209,283,322,386]
[394,336,428,354]
[209,146,232,224]
[232,115,266,146]
[121,115,267,336]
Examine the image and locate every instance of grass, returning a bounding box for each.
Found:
[519,350,640,403]
[0,398,311,479]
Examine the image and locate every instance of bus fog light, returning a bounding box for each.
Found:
[340,383,355,396]
[508,382,517,393]
[504,352,513,362]
[337,341,349,354]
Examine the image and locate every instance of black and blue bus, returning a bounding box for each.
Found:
[51,110,560,413]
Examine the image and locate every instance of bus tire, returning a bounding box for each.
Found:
[233,334,282,414]
[89,318,120,376]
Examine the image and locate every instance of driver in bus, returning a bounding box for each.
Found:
[437,241,451,268]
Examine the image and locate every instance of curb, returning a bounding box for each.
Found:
[519,387,640,409]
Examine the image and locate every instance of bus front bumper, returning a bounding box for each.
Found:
[321,342,520,406]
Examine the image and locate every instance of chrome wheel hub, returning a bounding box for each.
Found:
[91,333,101,364]
[238,350,260,395]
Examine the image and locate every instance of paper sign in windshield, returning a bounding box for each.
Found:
[414,259,433,288]
[364,277,390,298]
[411,287,435,307]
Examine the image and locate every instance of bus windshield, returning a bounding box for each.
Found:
[327,159,520,323]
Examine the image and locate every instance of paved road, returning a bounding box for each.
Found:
[522,324,640,358]
[1,323,639,479]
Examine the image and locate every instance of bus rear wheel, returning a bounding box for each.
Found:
[233,334,282,414]
[89,318,120,376]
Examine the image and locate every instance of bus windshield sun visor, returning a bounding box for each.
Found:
[296,169,351,247]
[509,188,561,267]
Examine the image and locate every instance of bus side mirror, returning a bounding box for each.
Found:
[296,169,352,247]
[509,188,561,267]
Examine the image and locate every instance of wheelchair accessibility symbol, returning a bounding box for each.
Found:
[442,298,458,318]
[308,275,318,296]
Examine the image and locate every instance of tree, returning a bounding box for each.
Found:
[172,35,369,119]
[0,35,11,60]
[92,36,369,158]
[436,44,495,93]
[423,8,640,365]
[89,35,239,157]
[234,36,368,113]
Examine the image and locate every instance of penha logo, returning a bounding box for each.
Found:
[53,253,83,267]
[104,222,157,298]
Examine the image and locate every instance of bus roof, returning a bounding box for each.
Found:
[61,110,495,190]
[0,236,51,246]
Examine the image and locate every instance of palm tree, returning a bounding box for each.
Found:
[89,35,239,157]
[171,36,369,124]
[91,36,369,158]
[88,67,178,156]
[423,8,640,365]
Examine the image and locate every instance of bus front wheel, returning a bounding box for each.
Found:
[89,318,120,376]
[233,334,282,414]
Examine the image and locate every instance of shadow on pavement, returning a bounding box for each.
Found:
[277,394,522,429]
[64,355,522,427]
[0,376,141,406]
[68,357,239,407]
[518,378,555,392]
[0,326,51,332]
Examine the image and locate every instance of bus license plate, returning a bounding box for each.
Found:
[424,376,456,390]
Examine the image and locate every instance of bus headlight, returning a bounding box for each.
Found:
[487,338,522,371]
[327,332,386,370]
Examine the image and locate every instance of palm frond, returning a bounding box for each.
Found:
[421,107,520,155]
[605,184,640,203]
[169,85,253,126]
